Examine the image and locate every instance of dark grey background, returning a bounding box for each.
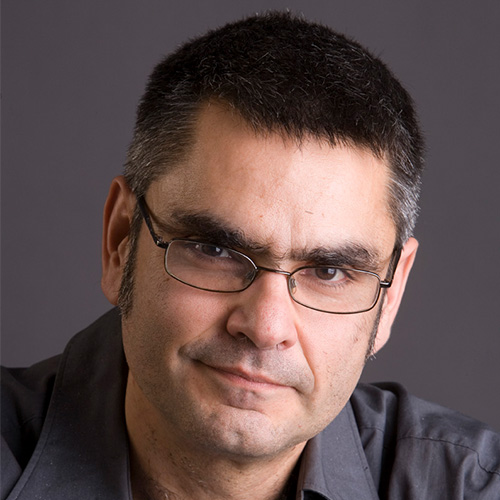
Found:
[2,1,499,431]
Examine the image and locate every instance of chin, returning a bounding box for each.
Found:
[179,404,309,461]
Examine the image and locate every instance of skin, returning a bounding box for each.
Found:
[101,103,418,500]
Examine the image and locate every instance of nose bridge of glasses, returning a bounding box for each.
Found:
[255,265,292,278]
[250,266,297,305]
[252,266,295,295]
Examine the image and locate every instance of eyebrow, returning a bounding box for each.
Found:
[157,210,270,254]
[156,209,383,271]
[290,245,382,271]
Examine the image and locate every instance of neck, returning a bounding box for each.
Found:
[128,444,301,500]
[125,376,305,500]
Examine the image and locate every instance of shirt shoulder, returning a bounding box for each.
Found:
[1,308,125,500]
[1,356,60,497]
[351,382,500,498]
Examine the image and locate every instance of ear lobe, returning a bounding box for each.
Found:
[371,237,419,354]
[101,176,136,305]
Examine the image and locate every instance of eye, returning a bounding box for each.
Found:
[295,266,349,287]
[313,267,345,281]
[182,241,253,274]
[194,243,231,259]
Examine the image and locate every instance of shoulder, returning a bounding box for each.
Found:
[351,382,500,452]
[351,382,500,497]
[1,309,122,449]
[1,309,123,496]
[352,382,500,496]
[2,356,60,465]
[1,355,60,497]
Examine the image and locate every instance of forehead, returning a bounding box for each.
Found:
[150,103,396,257]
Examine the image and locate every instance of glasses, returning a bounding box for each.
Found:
[137,196,401,314]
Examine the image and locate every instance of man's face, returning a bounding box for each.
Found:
[103,103,416,462]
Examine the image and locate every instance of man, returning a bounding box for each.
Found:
[2,12,499,500]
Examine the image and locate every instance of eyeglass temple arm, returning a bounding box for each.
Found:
[380,247,402,288]
[136,196,167,248]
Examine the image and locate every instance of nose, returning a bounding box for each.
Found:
[225,271,299,350]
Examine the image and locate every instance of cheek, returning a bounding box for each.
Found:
[157,280,232,341]
[123,256,230,366]
[301,311,376,411]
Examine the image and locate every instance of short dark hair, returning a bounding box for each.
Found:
[125,9,423,248]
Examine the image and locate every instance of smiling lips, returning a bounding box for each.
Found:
[208,364,290,389]
[182,339,315,394]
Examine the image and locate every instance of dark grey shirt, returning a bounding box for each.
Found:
[2,309,499,499]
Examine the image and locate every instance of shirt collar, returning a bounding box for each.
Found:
[297,402,378,500]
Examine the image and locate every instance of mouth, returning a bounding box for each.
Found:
[181,341,315,395]
[201,363,292,391]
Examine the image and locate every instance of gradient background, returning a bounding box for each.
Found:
[2,1,499,431]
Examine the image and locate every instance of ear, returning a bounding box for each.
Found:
[371,237,419,354]
[101,176,136,305]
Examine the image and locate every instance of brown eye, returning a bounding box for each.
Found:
[314,267,342,281]
[193,243,231,258]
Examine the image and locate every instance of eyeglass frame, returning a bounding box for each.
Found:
[136,195,402,315]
